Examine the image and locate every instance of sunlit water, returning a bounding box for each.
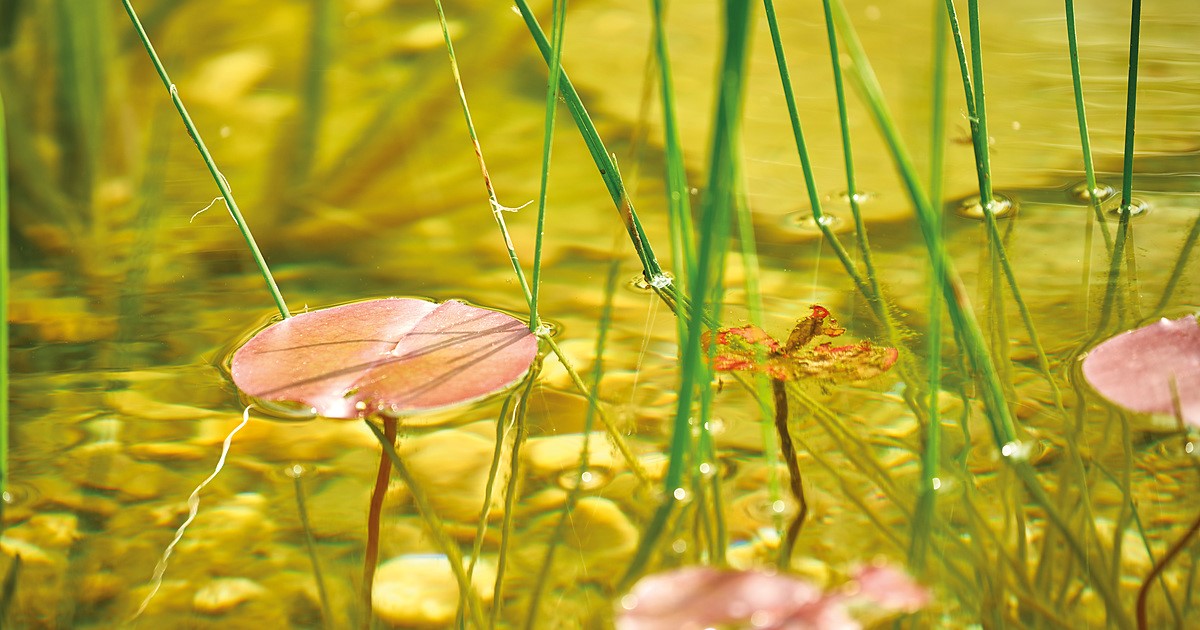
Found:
[4,0,1200,627]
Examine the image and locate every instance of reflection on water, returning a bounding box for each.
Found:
[4,0,1200,627]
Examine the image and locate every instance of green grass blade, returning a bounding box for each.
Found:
[651,0,696,302]
[432,0,534,316]
[761,0,875,306]
[490,366,539,629]
[829,4,1132,626]
[525,259,620,627]
[965,0,994,206]
[620,0,753,590]
[511,0,665,284]
[528,0,568,331]
[120,0,289,319]
[1064,0,1113,251]
[1120,0,1142,211]
[818,0,883,299]
[287,0,333,190]
[911,0,949,573]
[0,87,8,514]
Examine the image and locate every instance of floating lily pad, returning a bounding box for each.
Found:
[1081,314,1200,427]
[230,298,537,418]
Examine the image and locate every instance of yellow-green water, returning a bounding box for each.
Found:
[3,0,1199,628]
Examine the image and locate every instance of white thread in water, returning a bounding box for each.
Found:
[130,406,251,620]
[189,197,224,223]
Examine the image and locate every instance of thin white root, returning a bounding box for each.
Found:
[189,197,224,223]
[130,406,251,621]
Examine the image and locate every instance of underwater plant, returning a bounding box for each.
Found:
[704,305,897,566]
[1082,314,1200,630]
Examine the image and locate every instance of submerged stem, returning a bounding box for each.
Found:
[362,416,397,617]
[292,468,333,629]
[772,379,807,570]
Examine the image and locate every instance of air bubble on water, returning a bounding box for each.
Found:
[620,594,639,611]
[672,539,687,554]
[702,418,727,436]
[1186,441,1195,456]
[955,194,1016,219]
[837,190,876,205]
[931,477,942,491]
[557,467,611,491]
[355,401,367,411]
[648,273,673,289]
[772,500,787,514]
[628,272,674,292]
[1001,441,1032,461]
[1069,181,1115,203]
[783,211,843,233]
[698,462,715,477]
[673,487,688,501]
[1107,198,1150,218]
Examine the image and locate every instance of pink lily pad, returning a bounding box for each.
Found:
[230,298,537,419]
[616,564,927,630]
[1081,314,1200,428]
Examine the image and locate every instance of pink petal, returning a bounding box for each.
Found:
[1081,315,1200,427]
[848,564,929,612]
[617,567,825,630]
[230,298,537,418]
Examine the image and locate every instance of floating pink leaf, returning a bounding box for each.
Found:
[616,565,927,630]
[230,298,537,419]
[1081,314,1200,428]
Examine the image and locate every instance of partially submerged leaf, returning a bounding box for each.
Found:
[230,298,537,418]
[703,305,897,383]
[616,565,927,630]
[702,325,789,379]
[1081,314,1200,427]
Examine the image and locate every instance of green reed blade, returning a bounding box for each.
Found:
[291,470,333,629]
[1120,0,1142,211]
[463,382,518,621]
[911,0,950,573]
[829,3,1132,626]
[287,0,332,190]
[120,0,289,319]
[528,0,568,331]
[525,259,620,628]
[651,0,696,298]
[818,0,883,301]
[432,0,534,316]
[964,0,994,207]
[491,365,538,629]
[620,0,753,591]
[52,0,108,212]
[1064,0,1113,251]
[761,0,874,307]
[511,0,665,284]
[0,88,8,512]
[733,191,784,532]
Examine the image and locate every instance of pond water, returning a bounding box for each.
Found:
[3,0,1199,628]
